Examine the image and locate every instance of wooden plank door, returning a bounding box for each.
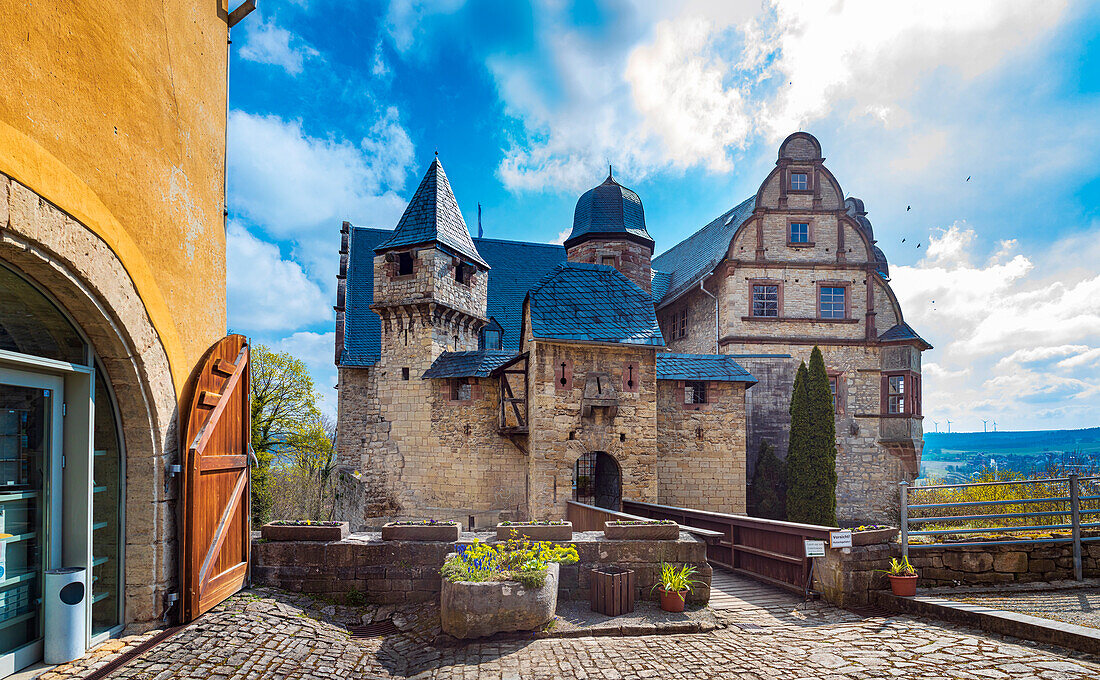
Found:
[180,334,251,621]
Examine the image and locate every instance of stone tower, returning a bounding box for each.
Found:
[563,171,655,292]
[372,156,490,364]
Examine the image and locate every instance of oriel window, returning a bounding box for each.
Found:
[887,375,906,414]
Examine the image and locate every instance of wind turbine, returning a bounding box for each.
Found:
[946,419,952,433]
[982,419,989,433]
[993,421,997,432]
[932,420,940,433]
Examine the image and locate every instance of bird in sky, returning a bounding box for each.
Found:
[906,205,911,211]
[917,243,921,248]
[966,176,971,182]
[902,238,906,243]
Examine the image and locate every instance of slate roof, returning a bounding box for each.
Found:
[656,353,757,385]
[526,263,664,346]
[878,322,933,349]
[564,174,653,249]
[650,195,755,307]
[422,350,517,378]
[340,228,565,366]
[374,158,488,268]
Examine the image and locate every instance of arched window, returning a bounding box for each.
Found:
[573,452,621,511]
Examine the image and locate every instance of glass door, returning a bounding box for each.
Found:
[0,369,62,676]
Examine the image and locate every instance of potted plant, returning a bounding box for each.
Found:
[495,520,573,541]
[883,556,918,596]
[652,562,699,613]
[260,520,349,542]
[381,519,461,541]
[603,519,679,541]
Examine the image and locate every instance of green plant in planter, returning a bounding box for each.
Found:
[882,556,917,577]
[652,562,700,601]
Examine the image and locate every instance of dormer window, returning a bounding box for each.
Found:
[397,251,414,276]
[479,318,504,350]
[790,172,808,191]
[482,329,501,350]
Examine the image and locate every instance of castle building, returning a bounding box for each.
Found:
[334,133,929,529]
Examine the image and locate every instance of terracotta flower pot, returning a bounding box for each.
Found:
[658,586,688,613]
[888,574,917,597]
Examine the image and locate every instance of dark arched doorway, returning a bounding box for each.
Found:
[573,451,621,511]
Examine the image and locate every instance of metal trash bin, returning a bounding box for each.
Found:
[44,567,87,664]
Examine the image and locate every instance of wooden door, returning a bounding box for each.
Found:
[180,335,251,621]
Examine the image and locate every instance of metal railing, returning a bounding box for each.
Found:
[900,474,1100,581]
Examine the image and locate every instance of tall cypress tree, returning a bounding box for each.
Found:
[749,440,786,520]
[786,348,839,525]
[785,361,811,520]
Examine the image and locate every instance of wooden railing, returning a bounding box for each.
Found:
[566,501,724,542]
[622,500,834,593]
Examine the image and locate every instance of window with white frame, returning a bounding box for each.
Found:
[790,222,809,243]
[819,286,846,319]
[752,284,779,317]
[790,172,809,190]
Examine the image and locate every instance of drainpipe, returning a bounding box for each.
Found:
[699,275,719,354]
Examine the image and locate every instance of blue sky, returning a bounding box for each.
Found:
[225,0,1100,432]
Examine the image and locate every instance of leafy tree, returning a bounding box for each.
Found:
[786,347,838,525]
[272,414,339,521]
[749,440,786,520]
[250,344,321,525]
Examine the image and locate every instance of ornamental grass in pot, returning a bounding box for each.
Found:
[653,562,700,613]
[882,556,918,596]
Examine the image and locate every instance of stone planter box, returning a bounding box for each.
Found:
[441,562,559,639]
[381,522,461,542]
[260,522,349,542]
[852,527,899,546]
[603,521,679,541]
[495,522,572,542]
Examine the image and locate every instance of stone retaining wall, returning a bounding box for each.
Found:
[907,538,1100,586]
[251,531,711,606]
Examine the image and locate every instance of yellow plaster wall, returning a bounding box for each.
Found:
[0,1,231,393]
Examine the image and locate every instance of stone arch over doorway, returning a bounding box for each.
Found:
[573,451,621,511]
[1,174,178,626]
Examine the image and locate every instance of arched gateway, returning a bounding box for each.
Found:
[573,452,621,511]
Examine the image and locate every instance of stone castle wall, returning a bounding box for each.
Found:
[659,285,719,355]
[566,238,653,293]
[656,380,747,514]
[526,340,658,519]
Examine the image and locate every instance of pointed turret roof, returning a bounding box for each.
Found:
[375,157,488,268]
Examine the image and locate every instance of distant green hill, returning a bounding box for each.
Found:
[924,427,1100,458]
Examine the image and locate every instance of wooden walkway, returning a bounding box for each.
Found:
[708,567,804,612]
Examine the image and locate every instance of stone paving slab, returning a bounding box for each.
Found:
[35,585,1100,680]
[942,586,1100,630]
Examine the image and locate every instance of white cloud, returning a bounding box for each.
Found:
[891,225,1100,430]
[227,222,330,333]
[227,109,412,237]
[384,0,465,52]
[238,15,320,75]
[488,0,1081,192]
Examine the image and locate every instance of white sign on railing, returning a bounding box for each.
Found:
[830,530,852,549]
[804,539,826,558]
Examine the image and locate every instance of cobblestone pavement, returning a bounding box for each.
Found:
[946,587,1100,630]
[40,587,1100,680]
